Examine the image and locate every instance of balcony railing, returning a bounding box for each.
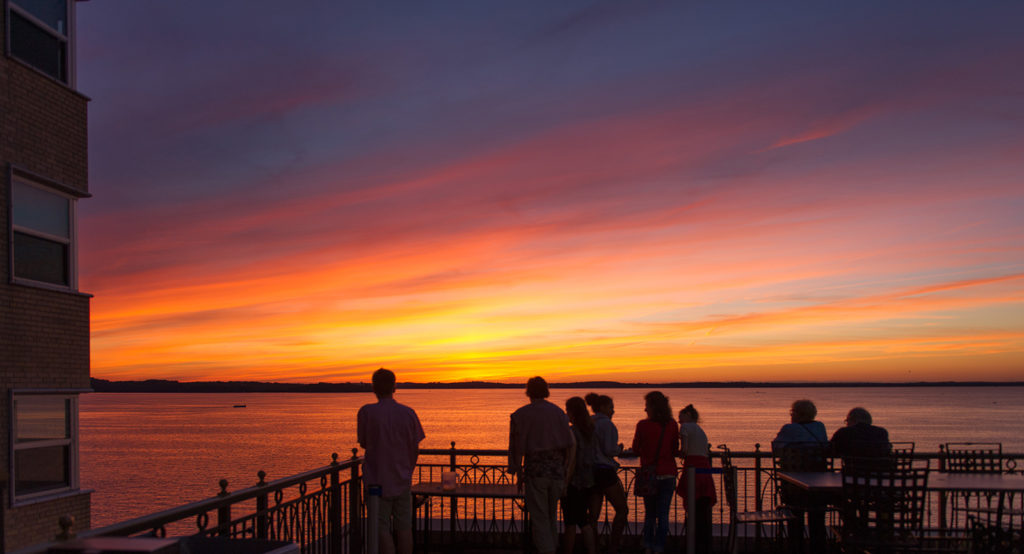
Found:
[16,445,1024,553]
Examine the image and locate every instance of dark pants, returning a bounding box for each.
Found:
[789,507,826,554]
[686,497,713,554]
[642,477,676,552]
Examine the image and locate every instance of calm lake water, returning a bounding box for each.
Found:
[81,387,1024,527]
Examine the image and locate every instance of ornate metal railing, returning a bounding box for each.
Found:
[17,451,365,554]
[19,444,1024,553]
[418,443,1024,552]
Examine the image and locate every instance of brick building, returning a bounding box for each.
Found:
[2,0,92,550]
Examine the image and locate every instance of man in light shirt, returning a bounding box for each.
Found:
[358,368,425,554]
[508,376,574,554]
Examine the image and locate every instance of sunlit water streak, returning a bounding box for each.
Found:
[82,387,1024,527]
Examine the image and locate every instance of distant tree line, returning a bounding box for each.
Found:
[89,377,1021,393]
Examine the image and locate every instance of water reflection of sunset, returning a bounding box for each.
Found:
[78,3,1024,383]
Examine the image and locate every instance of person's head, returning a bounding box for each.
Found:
[372,368,396,398]
[790,399,817,424]
[525,376,549,400]
[845,407,872,426]
[644,390,673,424]
[679,404,700,424]
[565,396,594,437]
[584,392,614,417]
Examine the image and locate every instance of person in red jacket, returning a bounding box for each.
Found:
[631,391,680,554]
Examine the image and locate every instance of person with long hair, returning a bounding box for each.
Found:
[675,404,715,554]
[631,391,679,554]
[584,392,628,554]
[563,397,597,554]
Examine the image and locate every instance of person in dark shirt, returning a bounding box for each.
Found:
[830,407,890,458]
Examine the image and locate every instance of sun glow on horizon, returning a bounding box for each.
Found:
[78,3,1024,383]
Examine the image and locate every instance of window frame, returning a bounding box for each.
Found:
[8,167,86,292]
[4,0,77,86]
[9,390,83,504]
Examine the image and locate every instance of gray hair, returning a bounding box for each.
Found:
[846,407,872,425]
[790,399,817,423]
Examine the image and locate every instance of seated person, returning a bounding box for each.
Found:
[772,400,828,554]
[830,407,890,459]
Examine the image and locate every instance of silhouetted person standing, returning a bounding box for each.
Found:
[358,368,425,554]
[509,376,574,554]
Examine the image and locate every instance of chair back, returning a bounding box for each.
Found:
[773,442,831,510]
[840,461,929,551]
[718,446,739,515]
[944,442,1003,473]
[773,442,831,472]
[889,441,916,470]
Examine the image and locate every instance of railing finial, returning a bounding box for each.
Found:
[351,447,359,459]
[218,479,229,496]
[332,452,339,465]
[56,515,75,541]
[257,470,267,486]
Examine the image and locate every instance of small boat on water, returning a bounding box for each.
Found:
[233,404,246,408]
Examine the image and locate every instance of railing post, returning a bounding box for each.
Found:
[256,470,268,540]
[754,443,763,544]
[754,443,763,511]
[449,441,457,538]
[349,448,363,554]
[329,453,343,554]
[938,444,948,529]
[217,479,231,537]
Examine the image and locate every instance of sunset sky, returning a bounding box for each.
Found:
[77,2,1024,384]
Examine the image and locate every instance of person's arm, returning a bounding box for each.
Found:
[828,429,840,457]
[670,424,680,459]
[679,426,689,458]
[611,420,622,455]
[410,412,425,468]
[564,431,577,484]
[508,416,522,478]
[771,424,790,451]
[631,421,642,459]
[357,406,367,450]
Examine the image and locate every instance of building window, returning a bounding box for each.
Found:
[11,394,78,500]
[5,0,73,84]
[11,175,77,289]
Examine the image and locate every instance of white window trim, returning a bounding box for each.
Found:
[9,391,81,505]
[4,0,76,87]
[9,171,80,292]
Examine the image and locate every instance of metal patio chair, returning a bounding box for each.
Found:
[720,445,796,554]
[838,459,930,554]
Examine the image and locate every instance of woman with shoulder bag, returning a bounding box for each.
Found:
[631,391,679,554]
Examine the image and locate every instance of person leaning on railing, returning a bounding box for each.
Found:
[586,392,629,554]
[675,404,716,554]
[563,396,599,554]
[357,368,426,554]
[508,376,575,554]
[631,391,680,554]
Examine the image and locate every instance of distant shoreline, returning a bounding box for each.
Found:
[90,378,1024,393]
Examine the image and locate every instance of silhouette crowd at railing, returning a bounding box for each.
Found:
[14,444,1024,554]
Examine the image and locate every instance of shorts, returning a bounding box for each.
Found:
[594,465,620,489]
[561,484,593,527]
[376,488,412,532]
